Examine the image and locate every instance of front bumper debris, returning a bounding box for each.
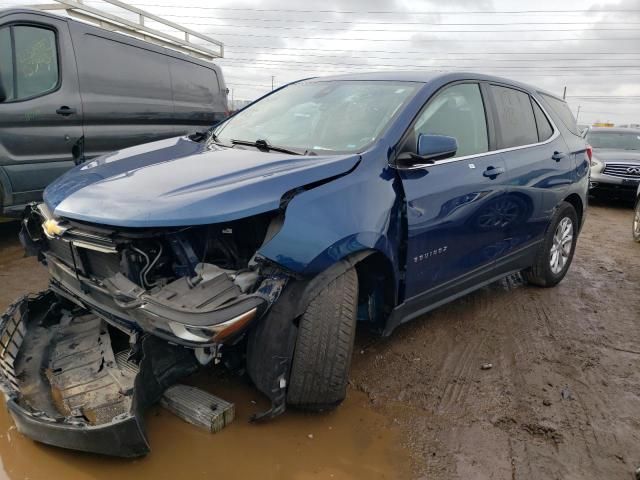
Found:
[0,291,198,457]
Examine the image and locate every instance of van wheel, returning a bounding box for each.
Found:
[633,199,640,243]
[523,201,578,287]
[287,267,358,411]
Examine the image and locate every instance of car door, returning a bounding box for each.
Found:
[397,82,510,299]
[487,84,572,256]
[0,14,83,206]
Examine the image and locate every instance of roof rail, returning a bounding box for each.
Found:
[36,0,223,60]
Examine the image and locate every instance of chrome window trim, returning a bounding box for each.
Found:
[391,84,560,171]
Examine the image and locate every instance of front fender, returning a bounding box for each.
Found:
[257,155,404,282]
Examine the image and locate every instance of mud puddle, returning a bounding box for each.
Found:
[0,370,411,480]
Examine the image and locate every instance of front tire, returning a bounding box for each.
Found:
[633,198,640,243]
[287,267,358,411]
[523,201,578,287]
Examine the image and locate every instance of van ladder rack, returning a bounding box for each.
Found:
[35,0,223,60]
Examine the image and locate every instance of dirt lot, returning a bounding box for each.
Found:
[0,202,639,479]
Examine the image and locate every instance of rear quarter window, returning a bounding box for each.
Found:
[539,93,579,136]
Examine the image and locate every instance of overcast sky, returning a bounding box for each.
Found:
[2,0,639,125]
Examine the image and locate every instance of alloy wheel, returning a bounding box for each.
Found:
[549,217,573,275]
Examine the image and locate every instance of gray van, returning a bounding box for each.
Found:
[0,8,228,216]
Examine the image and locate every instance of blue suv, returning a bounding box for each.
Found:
[2,72,588,457]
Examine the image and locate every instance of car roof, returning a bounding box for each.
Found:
[306,70,563,100]
[588,127,640,134]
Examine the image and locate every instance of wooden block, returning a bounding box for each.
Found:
[160,384,234,433]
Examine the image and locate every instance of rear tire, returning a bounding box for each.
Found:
[287,267,358,411]
[633,198,640,243]
[523,201,578,287]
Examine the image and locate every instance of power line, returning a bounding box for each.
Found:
[157,23,640,33]
[220,60,640,76]
[220,57,640,70]
[116,4,640,15]
[133,13,640,26]
[190,31,640,42]
[224,51,640,63]
[568,95,640,98]
[222,44,640,55]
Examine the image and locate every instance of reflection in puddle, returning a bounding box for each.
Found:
[0,370,411,480]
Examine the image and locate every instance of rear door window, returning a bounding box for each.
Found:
[413,83,489,158]
[13,26,59,100]
[490,85,538,149]
[532,100,554,142]
[0,27,15,101]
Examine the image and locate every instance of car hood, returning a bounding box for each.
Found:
[45,136,360,227]
[592,149,640,164]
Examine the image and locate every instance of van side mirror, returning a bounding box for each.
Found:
[396,134,458,169]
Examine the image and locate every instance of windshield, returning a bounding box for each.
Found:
[214,80,420,154]
[587,131,640,150]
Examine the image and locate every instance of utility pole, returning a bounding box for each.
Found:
[271,76,275,91]
[563,86,567,100]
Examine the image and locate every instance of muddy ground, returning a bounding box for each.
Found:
[0,201,639,479]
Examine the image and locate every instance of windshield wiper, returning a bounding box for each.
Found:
[230,139,307,155]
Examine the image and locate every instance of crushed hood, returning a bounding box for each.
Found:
[44,136,360,227]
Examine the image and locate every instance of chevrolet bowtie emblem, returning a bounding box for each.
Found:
[42,219,64,238]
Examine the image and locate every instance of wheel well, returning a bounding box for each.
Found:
[353,252,396,332]
[563,194,584,228]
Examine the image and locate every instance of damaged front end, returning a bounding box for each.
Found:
[0,203,290,456]
[21,203,288,348]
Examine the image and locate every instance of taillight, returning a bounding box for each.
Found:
[586,145,593,163]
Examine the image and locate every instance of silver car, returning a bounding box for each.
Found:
[586,127,640,200]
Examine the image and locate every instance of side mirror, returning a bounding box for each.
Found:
[417,134,458,161]
[0,81,7,103]
[396,134,458,169]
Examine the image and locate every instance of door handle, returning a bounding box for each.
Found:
[483,166,505,179]
[56,106,77,116]
[552,151,567,162]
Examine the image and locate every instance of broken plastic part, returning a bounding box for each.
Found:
[0,291,199,457]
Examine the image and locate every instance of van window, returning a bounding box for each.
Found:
[491,85,538,149]
[413,83,488,158]
[76,34,172,102]
[14,26,59,100]
[532,100,553,142]
[540,93,579,136]
[171,61,219,106]
[0,28,14,101]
